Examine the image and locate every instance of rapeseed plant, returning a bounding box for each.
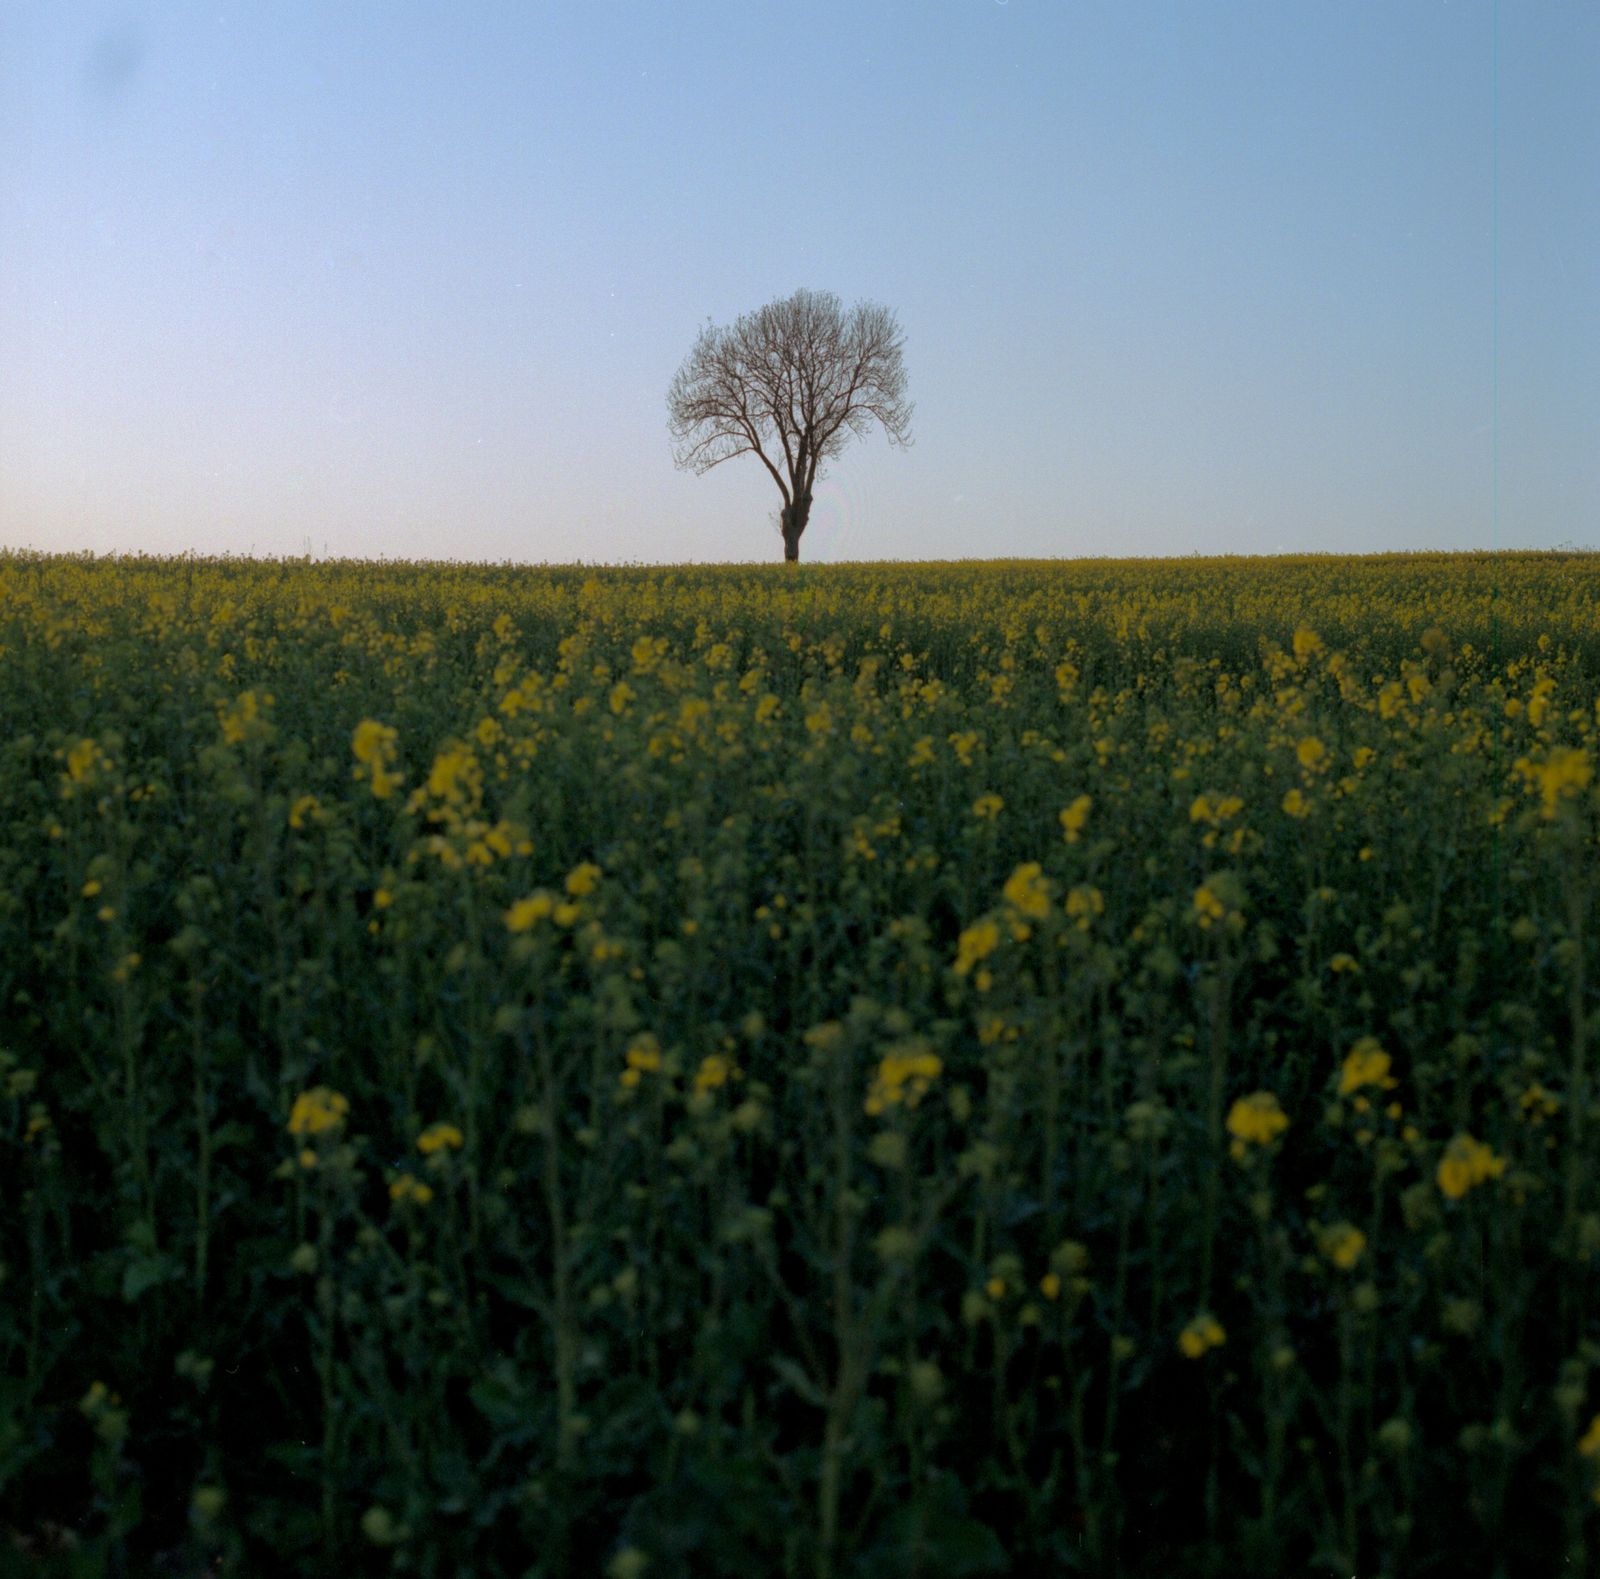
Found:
[5,549,1600,1576]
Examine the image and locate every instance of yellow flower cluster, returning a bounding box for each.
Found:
[351,719,403,799]
[1179,1312,1227,1358]
[1338,1037,1397,1096]
[1436,1133,1506,1200]
[417,1122,465,1155]
[505,891,557,932]
[618,1033,664,1090]
[1513,747,1592,820]
[1319,1222,1367,1271]
[864,1044,943,1117]
[1226,1091,1290,1160]
[1001,862,1051,920]
[1058,794,1092,843]
[287,1086,350,1136]
[953,919,1001,978]
[693,1053,739,1093]
[217,689,274,746]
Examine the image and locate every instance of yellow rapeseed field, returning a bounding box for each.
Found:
[3,548,1599,1577]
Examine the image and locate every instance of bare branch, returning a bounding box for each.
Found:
[666,288,912,559]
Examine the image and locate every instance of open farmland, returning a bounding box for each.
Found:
[4,549,1600,1576]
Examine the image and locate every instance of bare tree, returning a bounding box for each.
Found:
[667,288,913,562]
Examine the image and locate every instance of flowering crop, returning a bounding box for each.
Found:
[2,548,1600,1575]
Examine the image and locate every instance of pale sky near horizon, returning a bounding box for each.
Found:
[2,2,1596,566]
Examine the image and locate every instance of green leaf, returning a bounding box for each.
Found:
[468,1361,534,1431]
[122,1252,179,1303]
[208,1119,256,1152]
[858,1470,1010,1577]
[769,1355,827,1410]
[865,1488,1009,1578]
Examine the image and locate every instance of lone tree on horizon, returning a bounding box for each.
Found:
[667,288,913,562]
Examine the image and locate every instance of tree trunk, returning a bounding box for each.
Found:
[781,492,813,563]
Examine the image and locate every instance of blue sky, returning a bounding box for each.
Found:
[2,1,1595,564]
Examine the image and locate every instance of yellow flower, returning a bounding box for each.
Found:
[1064,885,1104,929]
[1519,1083,1561,1123]
[1437,1133,1506,1200]
[1514,747,1592,819]
[1579,1415,1600,1457]
[389,1173,434,1206]
[1320,1222,1366,1271]
[971,793,1004,820]
[985,1277,1007,1300]
[953,919,1001,976]
[565,862,602,897]
[217,690,273,745]
[66,739,101,784]
[1338,1036,1396,1096]
[505,892,555,932]
[1281,787,1310,819]
[1059,795,1092,843]
[352,718,394,764]
[1190,792,1244,828]
[424,744,479,805]
[1292,627,1324,662]
[417,1122,464,1155]
[287,1086,350,1136]
[351,719,402,799]
[1039,1272,1062,1300]
[693,1053,736,1092]
[625,1033,663,1073]
[1193,884,1225,927]
[1226,1090,1289,1147]
[864,1045,942,1115]
[1296,737,1328,771]
[1179,1313,1226,1358]
[1001,862,1051,919]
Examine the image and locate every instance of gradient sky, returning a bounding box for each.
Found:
[2,2,1595,565]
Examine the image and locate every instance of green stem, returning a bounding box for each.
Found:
[536,1024,578,1474]
[816,1035,858,1579]
[317,1210,338,1559]
[1563,825,1588,1268]
[1337,1302,1357,1570]
[191,980,211,1304]
[1199,953,1233,1302]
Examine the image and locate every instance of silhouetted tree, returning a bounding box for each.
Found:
[668,288,913,562]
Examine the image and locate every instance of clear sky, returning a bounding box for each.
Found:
[2,2,1595,565]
